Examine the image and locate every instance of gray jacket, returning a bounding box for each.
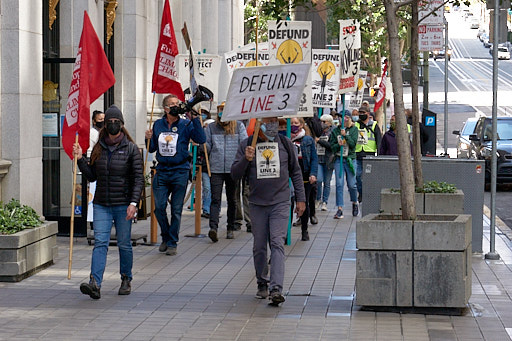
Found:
[206,121,248,173]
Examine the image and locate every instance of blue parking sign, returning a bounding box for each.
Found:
[425,116,435,127]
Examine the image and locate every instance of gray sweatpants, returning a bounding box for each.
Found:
[250,201,289,291]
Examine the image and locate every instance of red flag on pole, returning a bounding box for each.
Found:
[62,11,115,159]
[373,60,388,113]
[152,0,184,100]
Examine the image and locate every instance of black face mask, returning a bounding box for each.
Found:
[95,121,104,129]
[106,121,121,135]
[168,105,181,117]
[359,114,368,121]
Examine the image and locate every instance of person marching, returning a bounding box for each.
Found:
[231,117,306,306]
[74,105,144,299]
[315,114,335,212]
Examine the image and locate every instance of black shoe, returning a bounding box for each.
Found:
[334,209,344,219]
[118,275,131,295]
[234,224,242,231]
[246,225,252,233]
[352,203,359,217]
[226,230,234,239]
[293,219,301,227]
[158,242,168,252]
[310,216,318,225]
[80,279,101,300]
[208,229,218,243]
[201,212,210,219]
[301,231,310,241]
[166,247,177,256]
[256,283,269,299]
[269,289,285,305]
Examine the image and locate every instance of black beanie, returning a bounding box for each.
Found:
[105,105,124,124]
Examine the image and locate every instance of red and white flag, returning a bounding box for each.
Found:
[373,59,388,113]
[152,0,184,100]
[62,11,115,159]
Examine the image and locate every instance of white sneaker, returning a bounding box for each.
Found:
[321,202,328,211]
[315,200,321,209]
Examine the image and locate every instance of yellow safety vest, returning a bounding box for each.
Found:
[355,121,378,153]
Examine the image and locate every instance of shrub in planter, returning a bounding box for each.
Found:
[0,199,43,234]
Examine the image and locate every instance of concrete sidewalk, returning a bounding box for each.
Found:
[1,191,512,340]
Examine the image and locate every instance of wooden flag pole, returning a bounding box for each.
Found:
[68,133,79,280]
[141,92,156,210]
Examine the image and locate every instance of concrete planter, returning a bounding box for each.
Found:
[0,221,58,282]
[356,214,472,308]
[380,189,464,215]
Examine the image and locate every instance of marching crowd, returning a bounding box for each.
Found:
[74,96,393,306]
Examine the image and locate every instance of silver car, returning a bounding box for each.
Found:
[452,117,478,158]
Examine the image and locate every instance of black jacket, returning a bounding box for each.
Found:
[78,135,144,206]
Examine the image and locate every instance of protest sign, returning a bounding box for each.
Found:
[178,54,221,107]
[311,49,340,108]
[225,47,269,77]
[339,19,361,94]
[221,63,310,122]
[268,20,313,117]
[345,70,368,111]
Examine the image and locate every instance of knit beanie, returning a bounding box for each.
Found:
[105,105,124,124]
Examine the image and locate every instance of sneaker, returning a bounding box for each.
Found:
[226,230,234,239]
[158,242,168,253]
[321,202,328,211]
[269,289,285,305]
[334,209,344,219]
[80,278,101,300]
[301,231,310,241]
[118,275,131,295]
[315,200,321,209]
[310,216,318,225]
[293,218,301,227]
[256,283,269,299]
[201,212,210,219]
[166,247,177,256]
[208,229,218,243]
[234,224,242,231]
[352,203,359,217]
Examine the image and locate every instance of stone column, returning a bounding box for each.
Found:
[201,0,219,55]
[0,1,43,212]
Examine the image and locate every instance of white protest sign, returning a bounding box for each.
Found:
[178,54,221,107]
[419,0,444,25]
[339,19,361,94]
[221,63,310,122]
[311,49,340,108]
[418,25,444,51]
[346,70,368,111]
[268,20,313,117]
[225,48,270,77]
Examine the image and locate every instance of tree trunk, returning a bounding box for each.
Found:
[410,0,424,188]
[384,0,416,220]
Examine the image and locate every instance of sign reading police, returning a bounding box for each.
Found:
[221,63,310,122]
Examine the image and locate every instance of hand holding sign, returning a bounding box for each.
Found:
[221,63,310,122]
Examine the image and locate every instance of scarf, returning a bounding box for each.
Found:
[291,129,306,141]
[104,132,125,146]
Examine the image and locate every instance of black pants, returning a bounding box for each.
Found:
[309,182,317,217]
[300,182,313,232]
[209,173,236,231]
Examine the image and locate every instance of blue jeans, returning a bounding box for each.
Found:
[202,171,211,214]
[91,204,132,288]
[153,169,189,247]
[356,159,363,196]
[316,163,333,204]
[334,158,358,208]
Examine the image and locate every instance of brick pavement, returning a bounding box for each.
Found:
[1,190,512,340]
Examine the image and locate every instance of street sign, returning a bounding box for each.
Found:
[419,0,444,25]
[419,25,444,51]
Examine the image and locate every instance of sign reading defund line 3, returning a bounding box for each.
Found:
[221,63,311,122]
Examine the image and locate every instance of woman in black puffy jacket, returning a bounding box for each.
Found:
[73,105,144,300]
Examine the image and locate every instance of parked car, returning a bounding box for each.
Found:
[433,47,452,60]
[453,118,478,158]
[468,116,512,185]
[498,46,511,60]
[470,18,480,29]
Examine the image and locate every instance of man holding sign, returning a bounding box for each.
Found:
[231,117,306,306]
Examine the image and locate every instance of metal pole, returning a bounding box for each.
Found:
[485,4,500,260]
[443,17,448,156]
[423,51,429,111]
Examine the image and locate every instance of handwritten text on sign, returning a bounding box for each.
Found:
[221,63,310,122]
[338,19,361,94]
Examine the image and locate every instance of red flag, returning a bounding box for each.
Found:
[152,0,184,100]
[373,60,388,113]
[62,11,115,159]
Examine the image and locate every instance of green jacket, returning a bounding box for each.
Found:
[329,125,358,160]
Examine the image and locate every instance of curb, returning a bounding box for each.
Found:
[483,204,512,241]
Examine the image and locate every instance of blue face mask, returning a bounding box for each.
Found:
[201,114,207,121]
[261,121,279,141]
[218,111,223,118]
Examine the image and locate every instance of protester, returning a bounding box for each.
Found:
[379,115,399,155]
[405,108,429,155]
[86,110,105,229]
[74,105,144,299]
[199,118,216,218]
[329,111,359,219]
[231,116,306,306]
[205,102,247,241]
[234,118,252,233]
[145,94,206,256]
[316,114,334,211]
[305,114,322,224]
[355,106,381,203]
[290,117,318,241]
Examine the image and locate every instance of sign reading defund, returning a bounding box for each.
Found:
[268,20,313,117]
[339,19,361,94]
[311,49,340,108]
[224,48,270,77]
[221,63,310,122]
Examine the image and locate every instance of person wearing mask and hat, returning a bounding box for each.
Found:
[231,117,306,306]
[316,114,335,212]
[86,110,105,230]
[354,106,382,203]
[145,94,206,256]
[74,105,144,299]
[205,101,248,241]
